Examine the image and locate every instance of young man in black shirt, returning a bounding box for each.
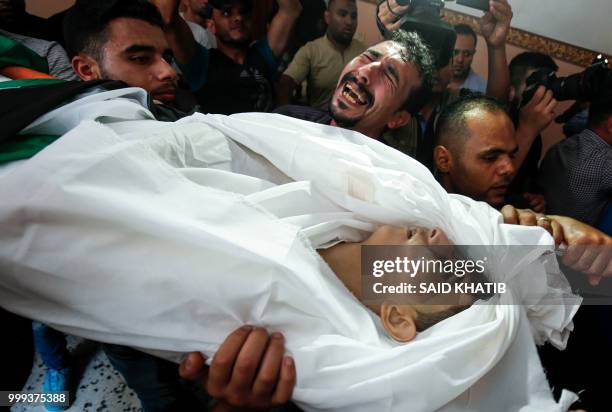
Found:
[154,0,302,114]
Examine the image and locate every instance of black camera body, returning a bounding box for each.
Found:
[522,61,612,108]
[393,0,456,67]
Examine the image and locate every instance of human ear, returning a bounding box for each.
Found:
[381,304,417,343]
[324,10,331,26]
[433,145,452,173]
[386,110,412,130]
[71,55,102,81]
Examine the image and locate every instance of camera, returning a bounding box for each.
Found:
[383,1,488,68]
[521,57,612,108]
[389,1,456,68]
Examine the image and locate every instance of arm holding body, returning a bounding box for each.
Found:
[501,205,612,284]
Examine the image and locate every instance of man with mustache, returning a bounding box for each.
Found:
[64,0,181,111]
[448,24,487,94]
[58,1,296,410]
[275,29,435,143]
[377,0,512,171]
[275,0,366,110]
[433,94,517,208]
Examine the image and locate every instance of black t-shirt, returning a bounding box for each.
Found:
[3,11,67,46]
[273,104,332,125]
[184,41,279,115]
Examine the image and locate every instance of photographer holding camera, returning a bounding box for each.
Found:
[539,96,612,232]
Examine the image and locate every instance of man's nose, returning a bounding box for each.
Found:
[156,59,177,82]
[356,62,379,85]
[232,12,244,23]
[498,156,516,177]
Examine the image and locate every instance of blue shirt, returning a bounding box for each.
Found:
[461,69,487,93]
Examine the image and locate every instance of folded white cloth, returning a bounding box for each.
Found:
[0,92,580,411]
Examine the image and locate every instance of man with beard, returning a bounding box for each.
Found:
[448,24,487,93]
[57,2,297,410]
[275,30,435,143]
[64,0,182,111]
[275,0,366,110]
[376,0,512,170]
[505,52,559,212]
[433,94,518,208]
[154,0,301,114]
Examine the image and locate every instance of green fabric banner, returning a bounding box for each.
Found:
[0,34,49,73]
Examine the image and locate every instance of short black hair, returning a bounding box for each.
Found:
[588,97,612,126]
[509,52,559,90]
[454,23,477,46]
[414,305,470,332]
[63,0,165,59]
[327,0,356,9]
[434,92,509,155]
[389,30,435,115]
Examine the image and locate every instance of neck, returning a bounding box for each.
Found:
[326,33,350,51]
[453,69,470,83]
[217,41,248,64]
[331,119,382,139]
[440,173,453,193]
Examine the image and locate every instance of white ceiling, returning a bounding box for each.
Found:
[445,0,612,55]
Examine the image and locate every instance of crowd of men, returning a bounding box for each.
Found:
[0,0,610,411]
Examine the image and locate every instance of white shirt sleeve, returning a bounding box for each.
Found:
[185,20,217,49]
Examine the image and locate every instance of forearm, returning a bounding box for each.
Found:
[152,0,198,64]
[268,0,302,58]
[165,17,198,65]
[276,75,298,107]
[485,44,510,101]
[513,121,539,170]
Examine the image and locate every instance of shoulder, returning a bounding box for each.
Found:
[350,38,367,52]
[273,104,331,124]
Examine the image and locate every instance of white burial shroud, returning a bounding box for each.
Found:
[0,90,579,411]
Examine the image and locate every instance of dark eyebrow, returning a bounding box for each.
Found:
[122,45,156,54]
[479,145,519,157]
[367,49,382,59]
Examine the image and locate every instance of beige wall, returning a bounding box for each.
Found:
[26,0,74,18]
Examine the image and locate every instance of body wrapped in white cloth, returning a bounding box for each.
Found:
[0,92,579,411]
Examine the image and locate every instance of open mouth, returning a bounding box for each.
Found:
[341,81,370,107]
